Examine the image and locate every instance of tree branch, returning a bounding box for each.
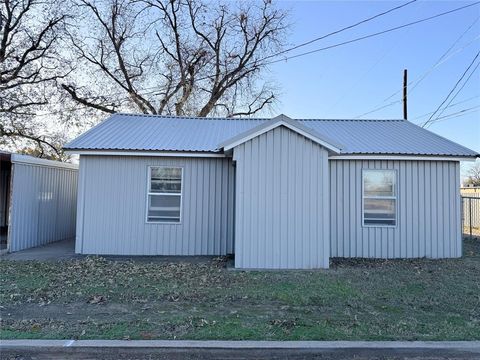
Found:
[61,84,115,113]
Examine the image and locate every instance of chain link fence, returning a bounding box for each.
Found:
[461,190,480,240]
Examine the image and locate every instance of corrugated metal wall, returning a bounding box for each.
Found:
[329,160,461,259]
[233,126,330,269]
[0,166,9,227]
[9,163,78,252]
[76,156,235,255]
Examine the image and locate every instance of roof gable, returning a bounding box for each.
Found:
[218,114,342,153]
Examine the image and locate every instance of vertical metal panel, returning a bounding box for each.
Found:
[9,163,78,252]
[0,165,9,227]
[233,126,330,269]
[330,160,461,259]
[76,156,234,255]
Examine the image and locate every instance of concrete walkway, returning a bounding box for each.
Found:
[0,239,218,263]
[0,238,76,261]
[1,340,479,359]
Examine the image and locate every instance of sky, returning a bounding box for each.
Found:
[267,0,479,175]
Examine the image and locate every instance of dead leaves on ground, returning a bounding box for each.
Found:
[87,295,107,305]
[0,256,238,306]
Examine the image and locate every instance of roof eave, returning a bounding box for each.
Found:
[329,153,478,161]
[64,149,226,158]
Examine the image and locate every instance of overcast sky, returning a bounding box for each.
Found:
[266,0,479,172]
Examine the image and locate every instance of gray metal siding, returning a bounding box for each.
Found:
[9,163,78,252]
[330,160,461,258]
[0,166,9,227]
[233,126,330,269]
[76,156,234,255]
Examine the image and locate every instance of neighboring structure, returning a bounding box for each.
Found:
[461,186,480,194]
[0,152,78,253]
[64,114,478,269]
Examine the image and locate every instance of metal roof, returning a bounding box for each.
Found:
[64,113,478,157]
[10,154,78,169]
[218,114,343,153]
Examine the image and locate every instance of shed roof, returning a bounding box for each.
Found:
[10,154,78,170]
[64,113,478,158]
[1,151,78,169]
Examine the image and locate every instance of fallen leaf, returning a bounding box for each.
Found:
[87,295,107,304]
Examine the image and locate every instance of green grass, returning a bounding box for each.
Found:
[1,239,479,340]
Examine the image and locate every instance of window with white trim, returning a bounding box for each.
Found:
[147,167,182,223]
[362,170,396,226]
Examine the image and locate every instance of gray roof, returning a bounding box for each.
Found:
[64,113,478,157]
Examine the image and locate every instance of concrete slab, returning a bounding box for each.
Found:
[0,240,221,264]
[0,238,77,261]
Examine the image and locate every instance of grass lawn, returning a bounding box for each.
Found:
[1,239,479,341]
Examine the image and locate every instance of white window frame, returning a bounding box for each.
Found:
[362,169,397,228]
[146,166,183,224]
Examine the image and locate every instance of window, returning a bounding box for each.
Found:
[362,170,396,226]
[147,167,182,223]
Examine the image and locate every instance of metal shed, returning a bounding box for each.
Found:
[64,113,478,269]
[0,152,78,253]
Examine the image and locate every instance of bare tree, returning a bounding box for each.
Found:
[63,0,288,117]
[464,161,480,187]
[0,0,68,156]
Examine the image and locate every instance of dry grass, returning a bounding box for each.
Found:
[1,239,479,340]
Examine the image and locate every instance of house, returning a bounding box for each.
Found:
[0,152,78,253]
[64,114,478,269]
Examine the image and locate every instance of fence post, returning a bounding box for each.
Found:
[470,198,473,240]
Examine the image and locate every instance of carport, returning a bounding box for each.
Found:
[0,152,78,253]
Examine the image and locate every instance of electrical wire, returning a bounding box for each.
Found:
[380,16,480,104]
[422,107,480,125]
[424,61,480,127]
[264,2,480,66]
[430,105,480,121]
[354,100,403,119]
[422,51,480,128]
[410,95,480,120]
[261,0,418,61]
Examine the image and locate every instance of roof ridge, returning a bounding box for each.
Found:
[115,112,267,121]
[298,118,404,122]
[115,112,403,122]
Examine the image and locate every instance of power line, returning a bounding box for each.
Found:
[354,99,403,119]
[425,61,480,127]
[264,2,480,66]
[421,107,480,125]
[262,0,418,61]
[380,16,480,104]
[431,105,480,121]
[354,19,480,119]
[422,51,480,128]
[410,95,480,120]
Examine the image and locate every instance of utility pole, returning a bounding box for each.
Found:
[403,69,408,120]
